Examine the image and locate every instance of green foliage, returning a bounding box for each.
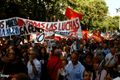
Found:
[0,0,67,21]
[102,16,119,31]
[0,0,118,31]
[44,0,67,21]
[67,0,108,30]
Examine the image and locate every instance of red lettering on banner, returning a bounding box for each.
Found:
[63,22,66,30]
[41,23,45,29]
[69,21,73,30]
[53,23,57,30]
[49,24,53,31]
[75,18,80,30]
[46,23,49,30]
[65,22,70,30]
[49,23,55,31]
[28,20,33,26]
[72,20,77,31]
[19,18,80,33]
[69,21,74,30]
[33,22,40,28]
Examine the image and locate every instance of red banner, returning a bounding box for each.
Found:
[65,7,83,20]
[82,30,88,41]
[92,31,104,42]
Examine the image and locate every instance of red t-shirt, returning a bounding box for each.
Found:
[47,56,62,80]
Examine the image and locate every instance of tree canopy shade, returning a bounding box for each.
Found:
[67,0,108,30]
[0,0,119,31]
[101,16,119,31]
[0,0,67,21]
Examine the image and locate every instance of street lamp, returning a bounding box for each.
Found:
[116,8,120,31]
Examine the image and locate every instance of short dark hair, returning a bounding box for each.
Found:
[71,51,79,56]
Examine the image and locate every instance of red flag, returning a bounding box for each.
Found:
[82,30,88,41]
[65,7,83,20]
[92,31,104,42]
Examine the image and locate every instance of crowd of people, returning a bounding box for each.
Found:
[0,31,120,80]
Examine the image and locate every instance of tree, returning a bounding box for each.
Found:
[67,0,108,30]
[102,16,119,31]
[0,0,67,21]
[41,0,67,21]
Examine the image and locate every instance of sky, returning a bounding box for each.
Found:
[105,0,120,16]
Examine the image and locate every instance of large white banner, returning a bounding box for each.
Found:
[0,17,82,38]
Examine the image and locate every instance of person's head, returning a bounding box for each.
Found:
[102,43,107,48]
[11,73,29,80]
[52,48,62,58]
[71,51,79,65]
[6,49,16,61]
[110,46,116,55]
[85,52,93,64]
[61,56,68,68]
[83,70,91,80]
[41,47,47,55]
[7,45,14,51]
[28,49,36,60]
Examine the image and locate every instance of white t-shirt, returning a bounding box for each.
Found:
[105,53,116,66]
[113,77,120,80]
[65,61,85,80]
[27,58,41,80]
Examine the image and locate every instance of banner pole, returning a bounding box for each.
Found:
[10,35,12,40]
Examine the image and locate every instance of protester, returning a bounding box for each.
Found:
[0,29,120,80]
[102,43,110,56]
[27,47,41,80]
[105,73,112,80]
[92,57,101,80]
[57,57,68,80]
[47,47,62,80]
[113,54,120,78]
[39,47,49,80]
[105,46,117,78]
[11,73,29,80]
[83,51,93,72]
[0,45,28,80]
[83,70,92,80]
[65,51,85,80]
